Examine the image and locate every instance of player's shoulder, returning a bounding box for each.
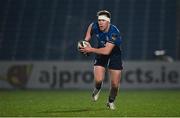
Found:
[91,22,99,33]
[109,24,121,41]
[91,22,98,28]
[110,24,120,34]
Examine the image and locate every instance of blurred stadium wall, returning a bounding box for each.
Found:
[177,0,180,59]
[0,0,179,89]
[0,61,180,89]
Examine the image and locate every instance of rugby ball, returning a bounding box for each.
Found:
[77,40,89,49]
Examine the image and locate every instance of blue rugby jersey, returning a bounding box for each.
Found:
[91,22,123,69]
[91,22,122,55]
[91,22,122,48]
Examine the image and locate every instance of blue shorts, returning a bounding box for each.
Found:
[94,54,123,70]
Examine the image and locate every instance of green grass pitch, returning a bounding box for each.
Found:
[0,89,180,117]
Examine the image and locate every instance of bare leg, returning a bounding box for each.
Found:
[92,66,105,101]
[93,66,105,90]
[107,69,121,109]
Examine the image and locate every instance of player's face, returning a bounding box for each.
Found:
[98,19,109,32]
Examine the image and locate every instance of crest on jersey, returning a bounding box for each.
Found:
[111,33,118,40]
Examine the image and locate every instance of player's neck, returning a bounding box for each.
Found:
[104,24,110,32]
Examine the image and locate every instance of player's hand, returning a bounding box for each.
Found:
[79,45,93,54]
[77,40,91,56]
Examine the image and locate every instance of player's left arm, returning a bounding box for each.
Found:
[80,42,115,55]
[80,29,122,55]
[102,31,122,55]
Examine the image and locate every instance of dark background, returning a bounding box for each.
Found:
[0,0,178,61]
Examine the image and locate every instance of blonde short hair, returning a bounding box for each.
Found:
[97,10,111,18]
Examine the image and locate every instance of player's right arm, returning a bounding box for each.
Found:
[84,23,93,42]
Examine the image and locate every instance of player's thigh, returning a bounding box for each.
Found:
[108,69,121,87]
[94,66,106,82]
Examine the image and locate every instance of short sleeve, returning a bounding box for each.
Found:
[108,32,122,46]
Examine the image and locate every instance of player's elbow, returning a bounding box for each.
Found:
[102,50,111,55]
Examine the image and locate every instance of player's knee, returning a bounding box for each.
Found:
[95,78,103,83]
[111,82,119,88]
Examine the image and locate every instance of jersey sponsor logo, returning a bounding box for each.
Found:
[111,33,118,40]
